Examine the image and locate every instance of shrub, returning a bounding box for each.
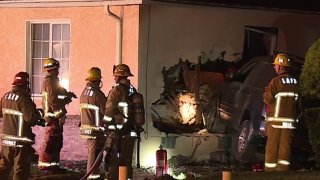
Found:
[304,108,320,168]
[299,38,320,168]
[299,38,320,99]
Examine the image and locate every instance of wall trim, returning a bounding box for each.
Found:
[0,0,142,8]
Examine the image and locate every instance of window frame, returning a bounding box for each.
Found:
[26,20,71,97]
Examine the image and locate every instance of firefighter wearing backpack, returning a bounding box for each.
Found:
[0,72,45,180]
[79,67,107,179]
[264,54,299,171]
[104,64,144,180]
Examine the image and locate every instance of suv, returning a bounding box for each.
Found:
[216,56,308,163]
[217,56,275,162]
[151,55,311,165]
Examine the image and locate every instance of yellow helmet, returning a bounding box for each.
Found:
[113,64,133,77]
[273,54,292,67]
[85,67,102,81]
[43,58,60,71]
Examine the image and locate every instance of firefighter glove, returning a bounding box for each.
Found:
[59,116,66,126]
[134,124,144,133]
[37,108,45,118]
[37,119,46,127]
[64,92,77,104]
[68,91,77,99]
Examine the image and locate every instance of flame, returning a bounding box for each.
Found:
[178,93,197,125]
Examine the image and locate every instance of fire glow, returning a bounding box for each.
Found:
[178,93,197,125]
[60,78,69,90]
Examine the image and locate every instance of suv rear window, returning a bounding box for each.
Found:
[245,61,276,88]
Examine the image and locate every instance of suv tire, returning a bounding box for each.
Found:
[232,120,257,163]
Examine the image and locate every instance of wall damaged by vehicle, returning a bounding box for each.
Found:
[151,59,227,134]
[138,3,320,167]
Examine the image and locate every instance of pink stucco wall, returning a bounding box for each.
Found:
[0,6,139,115]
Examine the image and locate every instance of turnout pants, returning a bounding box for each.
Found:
[265,124,293,171]
[0,145,33,180]
[38,118,63,169]
[87,138,104,179]
[105,134,135,180]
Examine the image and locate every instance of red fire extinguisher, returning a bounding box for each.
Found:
[156,145,168,177]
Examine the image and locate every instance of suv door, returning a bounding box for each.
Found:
[228,57,276,163]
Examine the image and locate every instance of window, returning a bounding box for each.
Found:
[243,26,278,62]
[27,21,70,96]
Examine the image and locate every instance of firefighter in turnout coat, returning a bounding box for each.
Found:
[264,54,299,171]
[104,64,136,180]
[0,72,45,180]
[79,67,107,179]
[38,58,77,170]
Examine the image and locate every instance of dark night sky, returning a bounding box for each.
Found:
[153,0,320,14]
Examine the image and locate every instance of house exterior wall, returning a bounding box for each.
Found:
[1,2,320,170]
[138,3,320,167]
[0,5,139,162]
[0,5,139,115]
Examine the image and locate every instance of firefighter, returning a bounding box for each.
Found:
[38,58,77,171]
[79,67,107,179]
[264,53,299,171]
[104,64,136,180]
[0,72,45,180]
